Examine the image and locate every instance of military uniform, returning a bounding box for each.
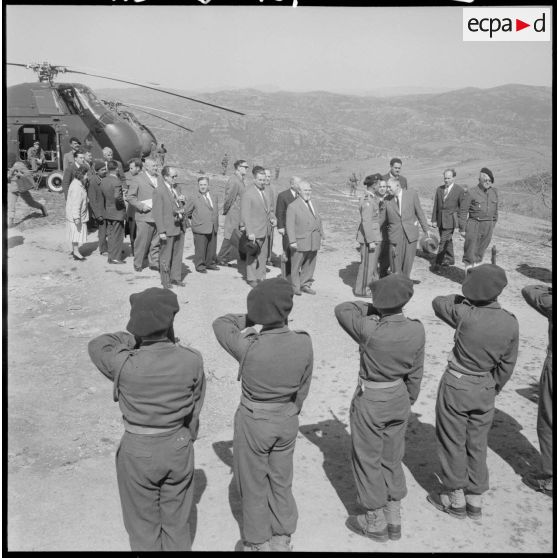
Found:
[354,193,383,296]
[521,285,553,480]
[213,301,313,548]
[460,184,498,266]
[88,331,206,551]
[335,301,424,513]
[432,294,518,496]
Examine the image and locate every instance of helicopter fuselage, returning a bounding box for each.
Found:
[7,82,147,171]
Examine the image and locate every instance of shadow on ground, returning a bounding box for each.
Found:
[338,258,360,292]
[488,408,541,477]
[7,235,24,249]
[516,383,540,405]
[191,468,207,544]
[516,264,552,284]
[299,415,359,515]
[212,440,243,544]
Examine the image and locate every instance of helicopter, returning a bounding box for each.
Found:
[6,61,245,192]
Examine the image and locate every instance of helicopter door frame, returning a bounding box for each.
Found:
[17,124,59,170]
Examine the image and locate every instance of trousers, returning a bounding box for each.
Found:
[350,382,410,510]
[435,371,496,494]
[436,227,456,265]
[462,219,494,265]
[246,236,270,282]
[290,249,317,292]
[193,230,217,270]
[133,221,159,269]
[159,232,185,287]
[390,239,418,278]
[106,219,124,261]
[355,243,380,296]
[7,190,44,220]
[233,403,299,544]
[537,353,553,477]
[116,426,195,551]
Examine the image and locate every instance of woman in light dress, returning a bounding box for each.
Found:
[66,166,90,261]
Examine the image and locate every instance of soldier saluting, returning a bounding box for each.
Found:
[335,274,425,542]
[427,264,519,520]
[213,278,313,551]
[88,287,206,551]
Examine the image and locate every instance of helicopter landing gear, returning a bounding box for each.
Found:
[46,171,64,193]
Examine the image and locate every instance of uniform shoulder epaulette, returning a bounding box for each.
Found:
[407,317,423,325]
[292,329,311,338]
[501,307,517,320]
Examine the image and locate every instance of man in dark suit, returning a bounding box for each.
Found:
[102,146,126,188]
[240,166,277,287]
[286,180,324,295]
[184,176,220,273]
[152,166,187,289]
[100,160,127,264]
[382,158,408,190]
[275,176,301,282]
[61,149,87,200]
[123,158,142,258]
[381,179,429,279]
[431,169,466,271]
[62,136,82,171]
[126,158,160,272]
[87,161,109,253]
[264,168,277,265]
[217,159,249,266]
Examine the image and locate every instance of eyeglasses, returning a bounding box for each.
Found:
[170,175,178,179]
[239,165,249,169]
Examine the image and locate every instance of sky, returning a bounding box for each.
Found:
[6,5,553,95]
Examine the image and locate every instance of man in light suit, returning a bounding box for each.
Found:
[217,159,249,266]
[286,180,324,295]
[152,166,187,289]
[127,158,161,272]
[276,177,301,282]
[431,169,466,272]
[264,168,277,266]
[61,149,86,200]
[240,166,277,287]
[62,137,82,170]
[382,158,408,190]
[184,176,220,273]
[381,179,429,279]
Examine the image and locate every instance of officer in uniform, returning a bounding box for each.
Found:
[460,168,498,272]
[521,285,553,497]
[88,287,206,551]
[212,278,313,551]
[335,274,425,542]
[354,174,385,296]
[427,264,519,519]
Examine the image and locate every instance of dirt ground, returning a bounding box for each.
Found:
[6,178,553,552]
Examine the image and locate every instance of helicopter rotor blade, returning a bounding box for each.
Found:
[62,68,245,116]
[121,102,192,122]
[128,106,194,133]
[7,62,30,69]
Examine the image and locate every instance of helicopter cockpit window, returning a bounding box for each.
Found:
[74,86,106,114]
[31,89,65,115]
[59,88,84,115]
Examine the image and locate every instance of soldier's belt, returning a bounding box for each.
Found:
[446,366,490,379]
[123,419,182,435]
[240,394,294,412]
[360,378,403,390]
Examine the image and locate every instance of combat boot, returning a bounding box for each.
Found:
[523,473,553,497]
[243,540,271,551]
[346,508,388,542]
[465,493,482,520]
[269,535,292,551]
[427,488,466,519]
[384,499,401,540]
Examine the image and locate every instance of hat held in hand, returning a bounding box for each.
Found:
[126,287,179,338]
[462,264,507,302]
[247,277,294,325]
[370,273,414,310]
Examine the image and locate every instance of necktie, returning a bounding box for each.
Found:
[443,187,449,201]
[306,200,315,217]
[258,188,268,211]
[395,195,400,212]
[205,193,213,208]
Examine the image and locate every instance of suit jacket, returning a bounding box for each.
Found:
[61,162,84,191]
[222,173,246,238]
[381,189,428,245]
[382,172,408,190]
[240,184,276,239]
[286,197,323,252]
[126,171,158,223]
[152,181,187,237]
[63,150,76,170]
[431,183,466,230]
[185,191,219,234]
[100,174,126,221]
[356,194,382,244]
[276,188,298,230]
[87,172,105,220]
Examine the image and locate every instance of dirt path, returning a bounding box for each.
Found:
[7,188,553,552]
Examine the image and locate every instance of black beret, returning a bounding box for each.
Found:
[370,273,414,310]
[247,277,294,325]
[480,167,494,183]
[462,264,507,302]
[126,287,179,338]
[93,160,106,171]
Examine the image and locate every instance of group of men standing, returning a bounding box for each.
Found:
[354,158,500,296]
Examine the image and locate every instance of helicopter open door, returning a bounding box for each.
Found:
[17,125,59,170]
